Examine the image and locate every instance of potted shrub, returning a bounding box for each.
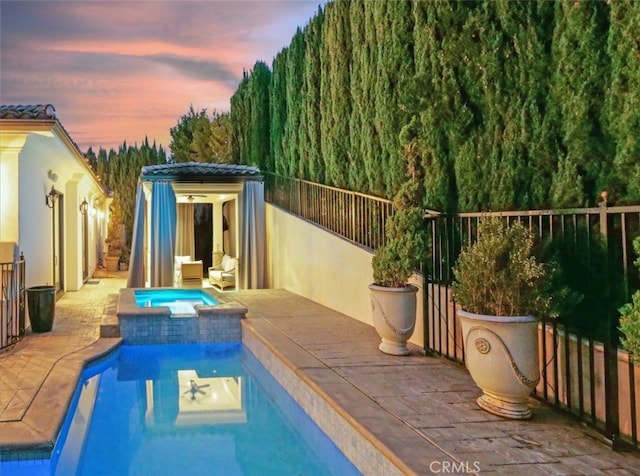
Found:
[451,216,554,419]
[619,236,640,364]
[369,120,426,355]
[105,241,122,272]
[119,249,130,272]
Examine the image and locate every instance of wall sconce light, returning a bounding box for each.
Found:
[79,197,89,215]
[45,185,59,208]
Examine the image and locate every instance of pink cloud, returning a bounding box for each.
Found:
[1,0,326,153]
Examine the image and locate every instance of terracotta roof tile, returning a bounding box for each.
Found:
[141,162,262,181]
[0,104,57,120]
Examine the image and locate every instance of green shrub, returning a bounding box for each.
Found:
[619,237,640,363]
[371,118,426,288]
[619,292,640,364]
[451,216,554,317]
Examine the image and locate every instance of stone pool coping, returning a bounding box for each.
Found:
[241,318,415,476]
[0,338,122,459]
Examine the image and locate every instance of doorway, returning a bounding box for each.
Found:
[194,203,212,273]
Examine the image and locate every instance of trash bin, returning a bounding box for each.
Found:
[27,285,56,333]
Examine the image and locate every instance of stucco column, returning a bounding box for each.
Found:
[65,175,81,290]
[0,144,23,243]
[212,202,223,266]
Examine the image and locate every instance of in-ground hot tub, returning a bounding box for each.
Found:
[134,289,218,316]
[117,288,247,345]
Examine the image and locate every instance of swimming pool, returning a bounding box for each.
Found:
[3,343,359,475]
[134,289,218,315]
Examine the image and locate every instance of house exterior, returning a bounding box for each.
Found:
[0,104,110,293]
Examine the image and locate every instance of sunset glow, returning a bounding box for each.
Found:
[0,0,325,153]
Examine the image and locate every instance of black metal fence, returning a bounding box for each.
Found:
[1,255,26,352]
[425,202,640,450]
[264,173,393,251]
[264,174,640,450]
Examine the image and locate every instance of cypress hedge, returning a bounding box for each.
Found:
[230,0,640,211]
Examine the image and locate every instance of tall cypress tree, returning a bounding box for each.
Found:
[270,48,288,175]
[248,61,272,170]
[549,0,610,207]
[413,0,472,211]
[360,2,384,196]
[283,29,305,176]
[605,1,640,203]
[372,0,414,198]
[347,0,368,192]
[320,1,351,189]
[230,73,250,165]
[302,8,325,183]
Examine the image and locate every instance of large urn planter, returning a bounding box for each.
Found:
[26,285,56,333]
[105,256,119,272]
[369,284,417,356]
[458,309,540,420]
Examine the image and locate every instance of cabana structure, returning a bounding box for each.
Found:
[127,162,265,290]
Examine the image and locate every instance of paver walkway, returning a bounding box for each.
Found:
[1,275,639,475]
[234,290,640,475]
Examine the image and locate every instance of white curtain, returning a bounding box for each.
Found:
[150,181,176,287]
[175,203,195,259]
[127,183,145,288]
[241,180,265,289]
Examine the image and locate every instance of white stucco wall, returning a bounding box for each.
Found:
[19,134,56,288]
[0,142,20,243]
[265,204,425,349]
[0,129,108,291]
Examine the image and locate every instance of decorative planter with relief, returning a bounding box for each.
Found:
[457,310,540,419]
[452,216,558,420]
[369,283,417,355]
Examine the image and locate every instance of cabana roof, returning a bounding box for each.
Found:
[141,162,262,182]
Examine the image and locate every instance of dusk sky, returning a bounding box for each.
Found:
[0,0,326,153]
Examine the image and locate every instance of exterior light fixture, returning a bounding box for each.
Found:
[80,197,89,215]
[45,185,59,208]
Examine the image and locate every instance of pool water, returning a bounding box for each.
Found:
[134,289,218,315]
[3,343,359,476]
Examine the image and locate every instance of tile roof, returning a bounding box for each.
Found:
[0,104,109,194]
[141,162,262,181]
[0,104,57,120]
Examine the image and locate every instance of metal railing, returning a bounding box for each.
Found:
[263,174,640,450]
[1,255,26,351]
[425,202,640,450]
[264,173,393,251]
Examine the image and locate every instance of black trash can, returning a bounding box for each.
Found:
[27,285,56,333]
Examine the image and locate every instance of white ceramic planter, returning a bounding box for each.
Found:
[458,309,540,419]
[369,284,417,355]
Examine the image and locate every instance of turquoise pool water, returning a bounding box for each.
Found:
[2,343,359,475]
[134,289,218,315]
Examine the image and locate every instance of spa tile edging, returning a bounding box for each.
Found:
[117,288,247,345]
[241,319,414,476]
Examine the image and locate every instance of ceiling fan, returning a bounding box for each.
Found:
[180,194,207,202]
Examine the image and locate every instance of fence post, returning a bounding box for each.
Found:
[19,252,26,336]
[599,192,621,448]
